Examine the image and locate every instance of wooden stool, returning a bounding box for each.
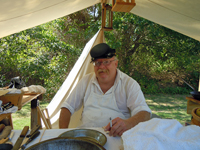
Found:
[37,107,52,129]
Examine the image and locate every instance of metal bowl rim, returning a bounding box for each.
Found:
[58,129,107,146]
[26,137,106,150]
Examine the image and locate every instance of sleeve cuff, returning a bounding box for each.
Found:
[61,101,75,115]
[131,106,152,117]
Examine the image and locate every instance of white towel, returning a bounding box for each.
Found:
[122,118,200,150]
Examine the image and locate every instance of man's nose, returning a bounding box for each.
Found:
[98,62,106,68]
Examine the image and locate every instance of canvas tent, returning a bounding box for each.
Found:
[0,0,200,41]
[0,0,199,128]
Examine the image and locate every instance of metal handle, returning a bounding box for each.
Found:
[21,131,40,150]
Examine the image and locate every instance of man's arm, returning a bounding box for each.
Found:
[59,107,71,128]
[104,111,150,136]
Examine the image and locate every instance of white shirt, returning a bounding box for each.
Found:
[61,69,151,117]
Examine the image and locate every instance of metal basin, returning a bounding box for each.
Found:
[58,129,107,146]
[26,137,105,150]
[0,143,13,150]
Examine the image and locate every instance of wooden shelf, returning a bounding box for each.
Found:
[22,93,42,106]
[0,91,24,110]
[186,97,200,104]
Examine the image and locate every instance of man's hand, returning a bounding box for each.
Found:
[104,111,151,137]
[104,117,132,136]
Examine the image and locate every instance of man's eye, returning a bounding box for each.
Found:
[96,62,101,65]
[104,61,109,64]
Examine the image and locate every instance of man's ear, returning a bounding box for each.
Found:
[115,60,118,67]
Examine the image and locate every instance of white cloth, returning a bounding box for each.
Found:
[0,88,21,95]
[21,85,46,94]
[81,82,127,127]
[122,118,200,150]
[0,100,18,114]
[62,69,151,118]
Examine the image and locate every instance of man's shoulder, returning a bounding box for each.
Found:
[117,69,139,88]
[118,69,135,82]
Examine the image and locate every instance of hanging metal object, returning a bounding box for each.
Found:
[102,3,113,31]
[112,0,136,12]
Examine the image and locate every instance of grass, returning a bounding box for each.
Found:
[11,94,191,129]
[145,94,191,124]
[12,101,49,129]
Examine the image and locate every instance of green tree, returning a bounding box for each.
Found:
[105,11,200,93]
[0,24,80,100]
[50,4,101,49]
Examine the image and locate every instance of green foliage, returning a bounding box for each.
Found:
[0,4,199,99]
[105,11,200,94]
[50,4,101,49]
[0,24,80,100]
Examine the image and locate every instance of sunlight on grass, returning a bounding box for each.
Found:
[145,94,191,124]
[13,118,30,130]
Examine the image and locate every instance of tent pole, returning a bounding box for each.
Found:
[99,29,104,43]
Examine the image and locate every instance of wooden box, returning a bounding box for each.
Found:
[0,90,24,110]
[112,0,136,12]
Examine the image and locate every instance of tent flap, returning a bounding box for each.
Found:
[0,0,200,41]
[47,29,105,128]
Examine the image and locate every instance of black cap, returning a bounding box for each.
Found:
[90,43,116,61]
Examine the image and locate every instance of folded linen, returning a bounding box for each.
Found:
[21,85,46,94]
[122,118,200,150]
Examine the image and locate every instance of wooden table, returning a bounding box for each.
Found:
[0,91,43,129]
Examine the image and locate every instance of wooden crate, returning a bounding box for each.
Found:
[112,0,136,12]
[0,90,24,110]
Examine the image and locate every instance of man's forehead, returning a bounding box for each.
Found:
[95,57,114,61]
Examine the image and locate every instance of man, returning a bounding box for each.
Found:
[59,43,151,136]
